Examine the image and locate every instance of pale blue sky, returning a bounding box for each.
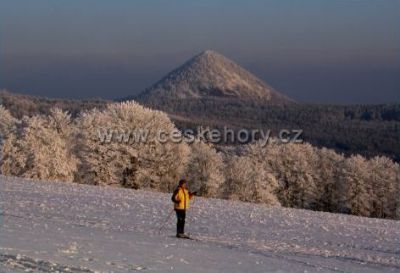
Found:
[1,0,399,103]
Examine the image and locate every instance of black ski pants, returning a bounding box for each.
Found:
[175,209,186,234]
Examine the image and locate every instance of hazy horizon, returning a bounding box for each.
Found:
[1,1,399,104]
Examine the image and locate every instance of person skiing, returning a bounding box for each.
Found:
[171,179,196,238]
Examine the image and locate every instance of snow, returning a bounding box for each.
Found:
[0,175,399,272]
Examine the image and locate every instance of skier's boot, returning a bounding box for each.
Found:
[176,233,190,239]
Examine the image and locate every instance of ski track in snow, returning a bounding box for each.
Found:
[0,175,399,273]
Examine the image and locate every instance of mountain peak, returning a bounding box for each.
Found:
[187,49,234,71]
[201,49,218,55]
[135,50,293,104]
[198,49,222,58]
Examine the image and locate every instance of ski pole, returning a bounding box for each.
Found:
[158,208,174,233]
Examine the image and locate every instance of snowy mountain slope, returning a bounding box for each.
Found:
[134,50,293,105]
[0,176,399,273]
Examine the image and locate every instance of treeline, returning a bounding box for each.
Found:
[0,102,399,219]
[223,142,399,219]
[2,90,399,161]
[0,90,109,119]
[139,98,400,161]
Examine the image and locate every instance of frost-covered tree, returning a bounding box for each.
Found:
[74,101,190,191]
[368,156,399,218]
[337,155,371,216]
[252,140,319,209]
[315,148,345,212]
[0,105,17,136]
[397,167,400,220]
[0,106,18,172]
[223,154,280,205]
[184,140,225,197]
[1,109,78,181]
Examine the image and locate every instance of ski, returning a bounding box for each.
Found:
[179,236,200,241]
[173,234,200,241]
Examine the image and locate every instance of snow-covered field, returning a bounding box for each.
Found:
[0,176,399,273]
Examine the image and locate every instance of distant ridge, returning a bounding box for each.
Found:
[133,50,293,105]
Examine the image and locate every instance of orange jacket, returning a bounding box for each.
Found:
[173,187,193,210]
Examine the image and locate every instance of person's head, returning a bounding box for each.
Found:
[178,179,187,189]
